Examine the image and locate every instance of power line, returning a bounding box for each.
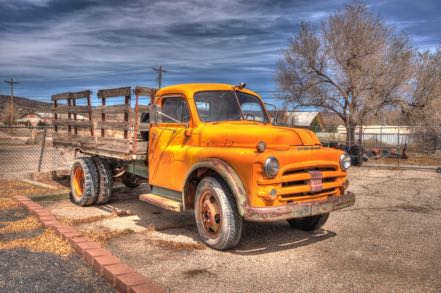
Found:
[152,66,167,89]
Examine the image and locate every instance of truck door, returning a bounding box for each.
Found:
[148,95,192,192]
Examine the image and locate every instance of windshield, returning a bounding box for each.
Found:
[194,91,269,123]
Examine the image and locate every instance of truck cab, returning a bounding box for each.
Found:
[143,83,354,249]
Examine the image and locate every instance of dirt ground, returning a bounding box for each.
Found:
[32,168,441,292]
[0,180,113,292]
[366,151,441,167]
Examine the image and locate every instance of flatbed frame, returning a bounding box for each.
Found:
[52,86,156,160]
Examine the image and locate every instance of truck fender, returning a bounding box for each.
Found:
[182,158,248,216]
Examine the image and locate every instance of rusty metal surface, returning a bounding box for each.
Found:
[139,193,183,212]
[243,192,355,222]
[182,158,248,215]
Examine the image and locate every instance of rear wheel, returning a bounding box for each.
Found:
[70,157,98,206]
[93,157,113,204]
[287,213,329,231]
[194,176,243,250]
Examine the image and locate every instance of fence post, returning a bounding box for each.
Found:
[397,123,400,169]
[37,128,47,172]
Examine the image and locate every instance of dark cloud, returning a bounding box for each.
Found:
[0,0,440,101]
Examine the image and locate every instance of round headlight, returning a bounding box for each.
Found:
[264,156,279,178]
[340,153,351,171]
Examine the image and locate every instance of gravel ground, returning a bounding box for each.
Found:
[0,182,114,293]
[0,248,112,292]
[40,168,441,293]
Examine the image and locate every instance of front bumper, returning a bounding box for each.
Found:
[243,192,355,222]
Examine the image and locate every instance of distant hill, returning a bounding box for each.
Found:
[0,95,51,116]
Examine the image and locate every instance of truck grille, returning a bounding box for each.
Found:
[279,166,341,201]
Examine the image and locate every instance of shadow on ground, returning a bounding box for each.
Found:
[39,183,335,254]
[91,184,337,254]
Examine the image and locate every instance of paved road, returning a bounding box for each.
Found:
[41,168,441,292]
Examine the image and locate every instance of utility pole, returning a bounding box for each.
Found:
[152,66,167,89]
[4,78,20,125]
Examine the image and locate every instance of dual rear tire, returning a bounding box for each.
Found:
[70,157,113,206]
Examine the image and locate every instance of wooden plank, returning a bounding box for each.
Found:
[52,105,90,114]
[51,90,91,101]
[71,90,92,99]
[53,119,92,128]
[137,105,150,112]
[134,141,148,153]
[95,136,131,144]
[97,87,131,99]
[94,104,130,114]
[95,120,131,130]
[135,86,156,96]
[54,135,132,147]
[51,92,70,101]
[138,122,150,131]
[53,137,90,144]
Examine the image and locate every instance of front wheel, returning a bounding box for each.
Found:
[194,176,243,250]
[287,213,329,231]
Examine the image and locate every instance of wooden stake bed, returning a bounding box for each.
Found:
[51,86,156,160]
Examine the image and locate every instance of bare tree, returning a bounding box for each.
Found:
[277,3,413,144]
[2,101,20,125]
[405,49,441,126]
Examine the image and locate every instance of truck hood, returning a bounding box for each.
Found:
[198,122,320,149]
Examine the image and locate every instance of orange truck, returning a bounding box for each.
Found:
[52,83,355,250]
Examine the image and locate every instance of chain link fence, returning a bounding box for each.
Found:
[1,124,440,178]
[0,126,75,178]
[316,126,441,169]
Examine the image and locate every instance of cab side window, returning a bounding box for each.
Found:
[161,97,190,123]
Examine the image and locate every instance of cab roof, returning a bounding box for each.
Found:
[156,83,260,99]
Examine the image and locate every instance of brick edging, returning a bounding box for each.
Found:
[14,196,164,293]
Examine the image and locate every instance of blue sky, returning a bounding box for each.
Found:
[0,0,440,104]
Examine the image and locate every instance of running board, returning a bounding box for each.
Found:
[139,193,183,212]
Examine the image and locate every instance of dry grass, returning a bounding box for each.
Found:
[0,198,20,210]
[0,180,52,198]
[0,228,73,256]
[81,227,135,245]
[58,208,134,226]
[150,238,206,251]
[374,152,441,166]
[0,216,42,233]
[58,211,118,226]
[0,195,73,256]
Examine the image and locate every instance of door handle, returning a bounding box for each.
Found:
[184,129,193,137]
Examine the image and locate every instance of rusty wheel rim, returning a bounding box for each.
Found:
[72,166,84,199]
[199,190,221,238]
